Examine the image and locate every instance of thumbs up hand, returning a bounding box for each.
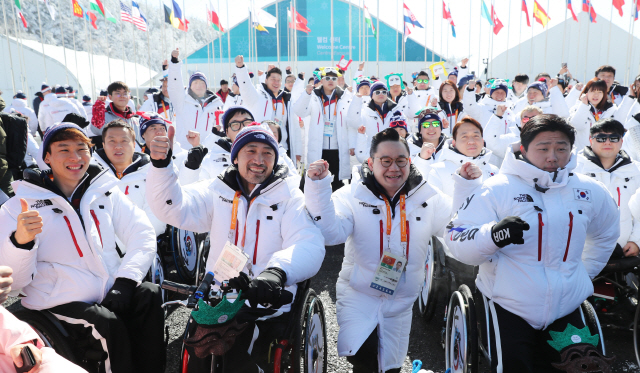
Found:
[15,199,43,245]
[150,125,175,161]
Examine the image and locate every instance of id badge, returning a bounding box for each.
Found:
[323,117,336,137]
[370,251,406,295]
[274,117,282,126]
[212,241,250,281]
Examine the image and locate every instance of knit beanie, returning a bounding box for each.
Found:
[370,81,387,97]
[139,113,168,139]
[42,123,86,161]
[230,123,279,166]
[527,81,548,97]
[189,72,208,89]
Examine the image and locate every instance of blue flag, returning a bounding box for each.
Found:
[481,0,494,26]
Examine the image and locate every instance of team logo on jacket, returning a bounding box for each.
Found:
[574,189,591,202]
[514,194,534,203]
[359,202,376,208]
[30,199,53,209]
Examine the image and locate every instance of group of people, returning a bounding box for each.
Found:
[0,51,637,373]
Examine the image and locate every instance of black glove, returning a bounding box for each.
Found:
[491,216,530,248]
[229,268,291,308]
[184,145,208,170]
[101,277,137,313]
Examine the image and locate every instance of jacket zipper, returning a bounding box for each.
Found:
[537,213,544,261]
[617,187,621,206]
[63,216,84,257]
[253,220,261,265]
[194,110,199,129]
[563,212,574,262]
[406,221,410,260]
[379,220,383,258]
[90,210,103,247]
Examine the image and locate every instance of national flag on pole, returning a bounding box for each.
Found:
[403,2,423,28]
[533,0,550,27]
[250,6,276,35]
[89,0,105,17]
[364,5,377,38]
[170,0,188,31]
[522,0,531,27]
[39,0,56,20]
[403,19,412,41]
[207,1,224,33]
[442,1,456,37]
[73,0,84,18]
[481,1,494,26]
[104,8,117,23]
[582,0,597,22]
[491,5,503,34]
[14,0,27,27]
[613,0,625,17]
[77,2,98,29]
[288,8,311,33]
[120,1,134,23]
[635,0,639,21]
[131,1,148,31]
[567,0,578,21]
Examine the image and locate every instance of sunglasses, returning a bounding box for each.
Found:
[323,76,338,81]
[421,120,441,128]
[373,90,388,96]
[375,156,409,168]
[389,121,406,128]
[416,79,429,84]
[592,134,621,143]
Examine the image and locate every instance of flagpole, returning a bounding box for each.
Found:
[349,0,352,80]
[0,0,16,93]
[106,22,112,84]
[606,1,614,65]
[433,0,436,62]
[118,2,127,83]
[529,6,534,77]
[70,10,80,91]
[58,6,70,85]
[217,0,222,80]
[395,0,398,72]
[183,0,187,78]
[561,0,568,69]
[248,5,252,74]
[543,0,549,73]
[35,0,48,82]
[468,0,471,64]
[83,13,96,103]
[207,12,211,82]
[584,5,591,81]
[440,0,443,62]
[376,0,379,77]
[10,1,25,93]
[518,0,522,70]
[131,23,140,105]
[276,0,280,66]
[625,2,635,83]
[227,0,231,78]
[15,10,30,98]
[287,6,290,63]
[424,0,428,63]
[505,0,511,76]
[331,0,334,66]
[489,0,494,77]
[145,0,152,88]
[478,0,482,75]
[160,0,165,59]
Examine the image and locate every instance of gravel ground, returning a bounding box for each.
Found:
[4,244,639,372]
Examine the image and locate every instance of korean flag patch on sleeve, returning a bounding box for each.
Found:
[574,188,591,202]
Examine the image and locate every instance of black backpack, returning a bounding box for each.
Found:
[0,112,28,172]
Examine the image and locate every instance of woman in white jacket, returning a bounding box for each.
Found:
[304,128,480,372]
[446,115,619,372]
[429,117,499,196]
[462,80,516,127]
[569,79,620,151]
[437,80,466,137]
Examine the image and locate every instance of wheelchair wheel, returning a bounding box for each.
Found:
[170,226,200,283]
[445,285,478,373]
[418,236,440,322]
[195,233,210,285]
[284,288,327,373]
[634,302,640,367]
[12,306,76,363]
[580,300,606,355]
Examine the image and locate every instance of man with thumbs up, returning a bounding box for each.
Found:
[0,123,166,373]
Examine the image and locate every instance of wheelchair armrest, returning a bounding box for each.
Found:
[601,256,640,274]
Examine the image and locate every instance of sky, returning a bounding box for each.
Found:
[164,0,640,74]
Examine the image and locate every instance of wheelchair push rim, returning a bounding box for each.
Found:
[418,237,437,321]
[445,286,478,373]
[303,294,327,373]
[170,227,200,283]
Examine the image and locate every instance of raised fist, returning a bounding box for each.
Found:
[491,216,530,248]
[235,55,244,68]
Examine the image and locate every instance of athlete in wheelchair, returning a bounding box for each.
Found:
[0,123,165,373]
[445,115,619,372]
[146,122,326,372]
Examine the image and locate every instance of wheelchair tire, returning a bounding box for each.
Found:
[634,302,640,368]
[418,237,440,322]
[170,227,200,283]
[195,234,210,285]
[11,306,76,364]
[287,289,327,373]
[580,300,606,355]
[445,285,478,373]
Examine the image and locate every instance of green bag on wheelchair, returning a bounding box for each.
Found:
[183,292,249,358]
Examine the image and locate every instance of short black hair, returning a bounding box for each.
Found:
[223,108,254,132]
[369,127,410,158]
[535,73,551,81]
[475,80,483,88]
[266,67,282,79]
[308,77,314,83]
[590,118,625,137]
[520,114,576,151]
[220,80,229,86]
[595,65,616,77]
[107,81,129,95]
[417,70,429,78]
[325,71,338,77]
[514,74,529,85]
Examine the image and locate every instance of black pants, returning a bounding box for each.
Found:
[347,328,401,373]
[48,282,166,373]
[487,298,600,373]
[186,306,285,373]
[322,149,344,192]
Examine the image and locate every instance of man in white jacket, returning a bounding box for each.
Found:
[574,118,640,257]
[39,87,85,133]
[3,91,38,136]
[446,114,619,372]
[304,128,481,372]
[0,124,165,373]
[145,123,325,372]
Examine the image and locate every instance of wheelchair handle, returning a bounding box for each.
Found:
[161,280,197,295]
[195,271,215,300]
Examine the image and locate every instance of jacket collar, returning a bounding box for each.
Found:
[217,163,292,202]
[106,102,134,119]
[438,139,492,166]
[367,98,397,117]
[313,86,344,101]
[409,133,446,154]
[501,142,576,191]
[94,149,150,179]
[579,147,635,174]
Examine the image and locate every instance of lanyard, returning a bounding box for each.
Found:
[160,101,168,119]
[271,98,285,116]
[229,191,257,248]
[381,194,408,258]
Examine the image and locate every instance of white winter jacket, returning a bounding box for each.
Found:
[293,87,353,180]
[304,163,479,370]
[39,97,84,133]
[462,92,516,127]
[511,86,570,119]
[36,93,56,132]
[146,162,325,313]
[483,114,521,166]
[446,144,620,329]
[168,61,223,145]
[3,99,38,136]
[569,101,620,151]
[575,149,640,247]
[428,140,499,198]
[0,166,156,310]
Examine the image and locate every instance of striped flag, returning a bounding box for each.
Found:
[120,1,134,23]
[522,0,531,27]
[364,5,376,38]
[533,0,550,27]
[442,1,456,37]
[14,0,27,27]
[207,0,224,33]
[131,1,148,31]
[403,2,423,28]
[567,0,578,22]
[39,0,56,20]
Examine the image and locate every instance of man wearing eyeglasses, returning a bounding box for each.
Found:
[575,118,640,257]
[294,67,353,191]
[304,127,481,373]
[91,81,143,144]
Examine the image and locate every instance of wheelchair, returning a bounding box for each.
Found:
[589,254,640,366]
[157,225,205,285]
[163,276,327,373]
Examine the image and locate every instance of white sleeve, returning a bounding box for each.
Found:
[303,175,355,246]
[565,86,581,109]
[355,133,369,163]
[548,86,570,118]
[484,114,518,159]
[236,65,262,109]
[167,61,187,113]
[582,188,620,279]
[293,91,313,118]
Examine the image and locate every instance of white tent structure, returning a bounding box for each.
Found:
[0,35,157,101]
[490,12,640,84]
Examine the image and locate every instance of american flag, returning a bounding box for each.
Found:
[120,1,134,23]
[120,1,146,31]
